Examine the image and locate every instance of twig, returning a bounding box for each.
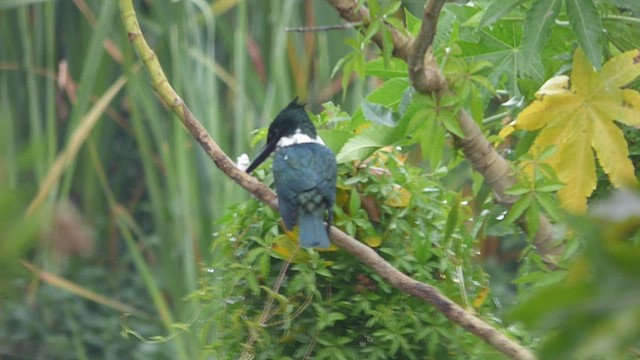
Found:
[286,22,362,32]
[119,0,536,359]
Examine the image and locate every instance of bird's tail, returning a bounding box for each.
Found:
[299,214,330,248]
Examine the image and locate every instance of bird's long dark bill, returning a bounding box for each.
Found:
[245,141,277,173]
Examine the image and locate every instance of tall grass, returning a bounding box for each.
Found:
[0,0,363,358]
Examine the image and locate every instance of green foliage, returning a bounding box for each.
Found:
[200,143,502,359]
[0,266,174,360]
[510,190,640,358]
[3,0,640,358]
[0,0,363,358]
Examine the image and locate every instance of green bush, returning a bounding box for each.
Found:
[199,138,508,358]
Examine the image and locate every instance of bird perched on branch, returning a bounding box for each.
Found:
[246,99,337,248]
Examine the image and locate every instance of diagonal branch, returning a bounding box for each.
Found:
[327,0,563,267]
[119,1,535,359]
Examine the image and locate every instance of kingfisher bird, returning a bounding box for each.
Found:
[246,99,337,248]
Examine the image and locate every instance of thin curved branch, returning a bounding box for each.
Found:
[327,0,563,266]
[119,1,535,359]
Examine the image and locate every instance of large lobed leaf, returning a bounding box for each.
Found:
[514,49,640,212]
[521,0,562,73]
[564,0,603,69]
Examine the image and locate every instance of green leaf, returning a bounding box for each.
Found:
[349,188,361,216]
[525,199,540,238]
[535,192,561,220]
[535,179,565,193]
[365,78,410,106]
[565,0,603,69]
[505,183,531,196]
[460,23,544,96]
[362,100,398,127]
[439,111,465,138]
[443,200,459,244]
[421,113,446,168]
[382,26,394,66]
[382,0,402,17]
[503,193,532,224]
[341,54,355,94]
[365,58,408,79]
[318,129,353,154]
[336,125,403,163]
[521,0,561,73]
[405,8,421,36]
[512,269,566,285]
[478,0,526,28]
[364,19,382,43]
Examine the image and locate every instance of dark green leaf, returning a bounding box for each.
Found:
[521,0,562,74]
[478,0,526,28]
[565,0,603,69]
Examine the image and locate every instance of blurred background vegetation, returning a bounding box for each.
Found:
[2,0,640,359]
[0,0,373,358]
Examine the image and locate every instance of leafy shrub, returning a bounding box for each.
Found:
[198,132,509,358]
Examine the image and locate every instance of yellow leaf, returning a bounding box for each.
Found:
[571,48,598,96]
[591,107,639,187]
[363,234,382,248]
[515,49,640,212]
[498,124,515,139]
[528,117,575,157]
[515,93,580,130]
[617,89,640,126]
[596,49,640,92]
[335,187,350,207]
[553,115,596,213]
[384,185,411,207]
[472,287,490,309]
[271,233,309,263]
[535,75,569,98]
